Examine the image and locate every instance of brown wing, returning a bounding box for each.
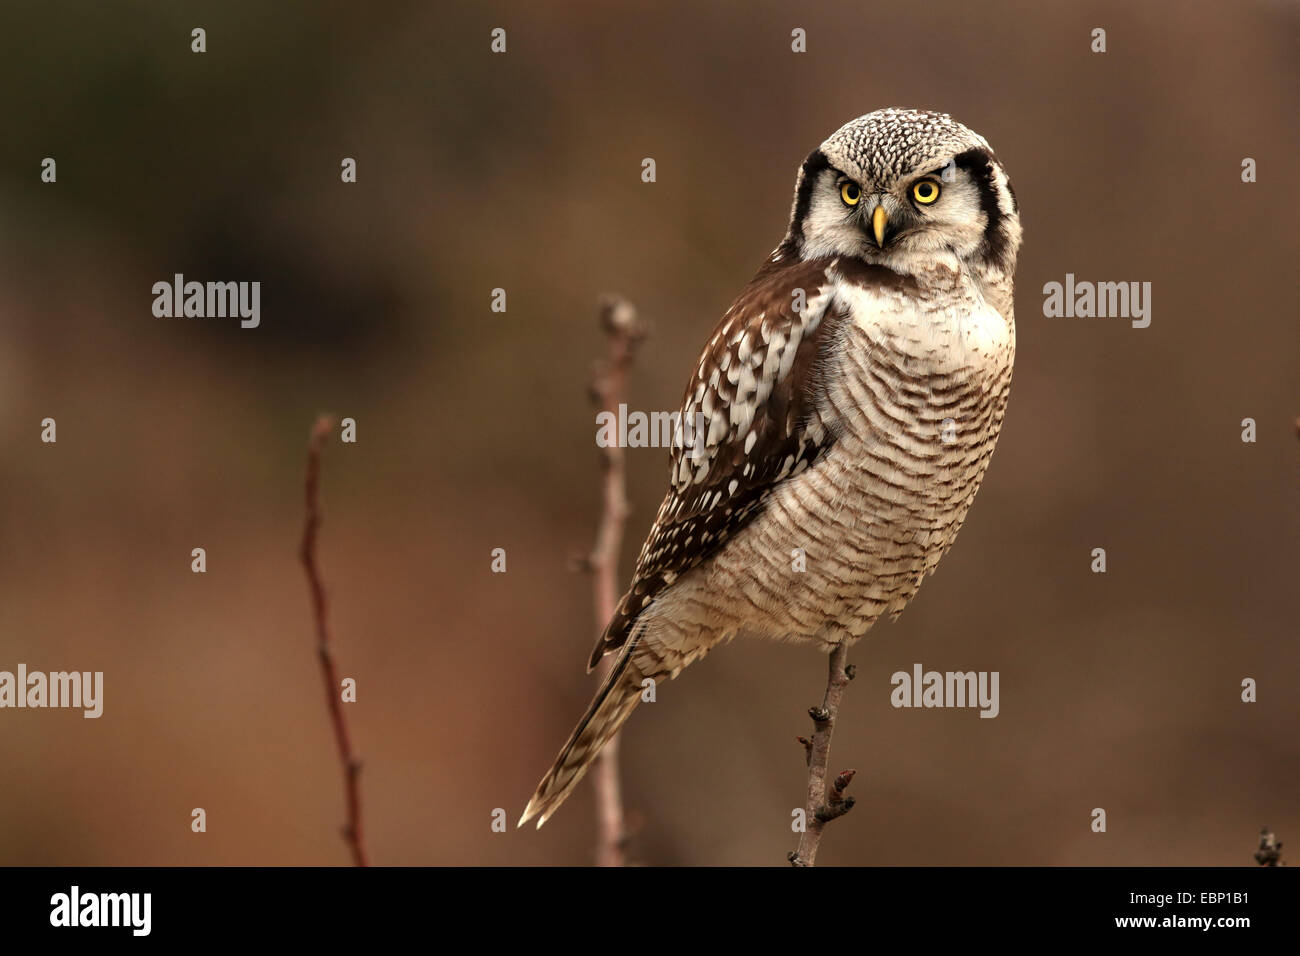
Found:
[588,254,849,668]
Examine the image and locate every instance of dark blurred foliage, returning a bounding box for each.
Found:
[0,0,1296,865]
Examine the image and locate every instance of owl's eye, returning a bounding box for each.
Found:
[911,179,941,205]
[839,182,862,206]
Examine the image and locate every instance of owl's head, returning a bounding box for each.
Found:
[782,109,1020,279]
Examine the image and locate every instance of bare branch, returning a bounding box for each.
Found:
[788,644,856,867]
[583,295,646,867]
[300,414,369,867]
[1255,827,1284,867]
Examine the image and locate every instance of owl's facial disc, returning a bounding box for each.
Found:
[783,111,1021,277]
[801,159,994,267]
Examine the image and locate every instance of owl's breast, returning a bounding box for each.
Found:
[651,275,1015,648]
[790,279,1014,628]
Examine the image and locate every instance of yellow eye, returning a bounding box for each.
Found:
[840,182,862,206]
[912,179,941,205]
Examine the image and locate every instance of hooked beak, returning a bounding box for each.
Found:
[872,205,889,247]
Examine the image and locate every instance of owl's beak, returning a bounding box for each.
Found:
[872,205,889,247]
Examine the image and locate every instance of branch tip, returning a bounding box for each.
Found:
[301,419,368,867]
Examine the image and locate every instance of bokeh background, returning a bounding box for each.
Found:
[0,0,1296,866]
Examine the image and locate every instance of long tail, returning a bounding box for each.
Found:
[519,646,642,829]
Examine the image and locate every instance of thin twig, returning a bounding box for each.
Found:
[789,644,856,867]
[1255,827,1283,867]
[584,296,646,867]
[300,414,369,867]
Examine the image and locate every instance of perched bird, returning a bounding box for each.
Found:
[521,108,1021,828]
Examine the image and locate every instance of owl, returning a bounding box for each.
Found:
[521,108,1021,829]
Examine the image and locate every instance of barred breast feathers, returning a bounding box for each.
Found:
[586,253,956,670]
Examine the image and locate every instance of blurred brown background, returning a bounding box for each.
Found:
[0,0,1296,866]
